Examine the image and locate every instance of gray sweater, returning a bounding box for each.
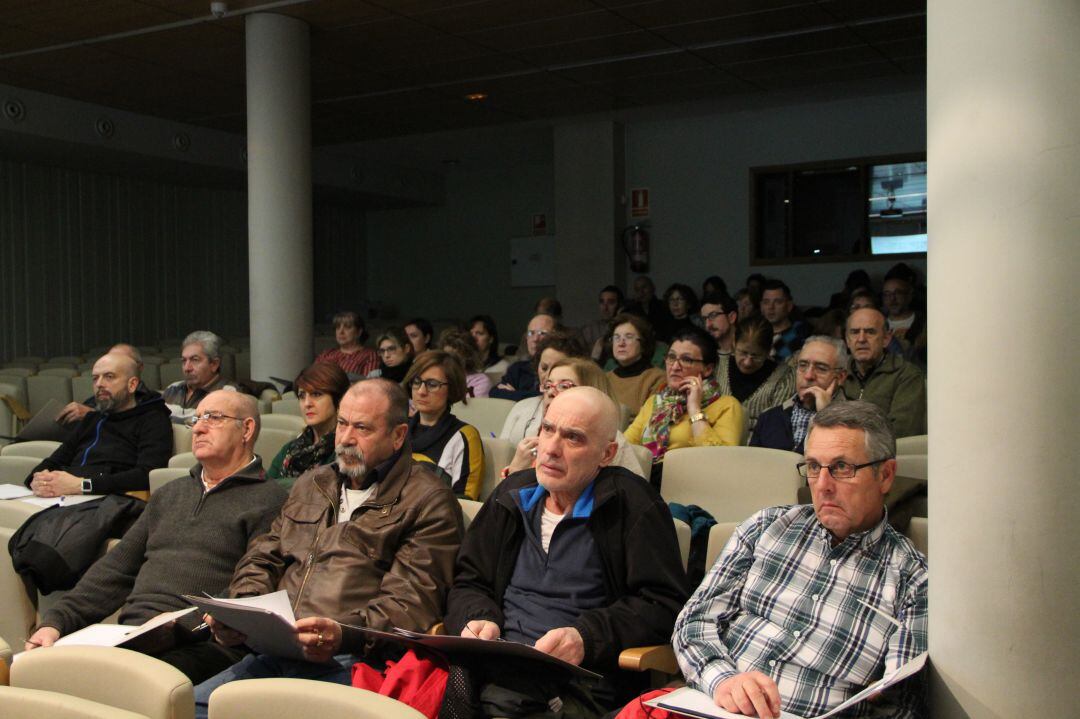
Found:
[40,457,286,636]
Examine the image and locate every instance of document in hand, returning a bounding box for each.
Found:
[344,624,603,680]
[644,652,928,719]
[184,590,303,661]
[15,607,198,660]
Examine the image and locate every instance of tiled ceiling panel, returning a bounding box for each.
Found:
[0,0,925,144]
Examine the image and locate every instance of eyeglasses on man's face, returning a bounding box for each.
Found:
[796,360,838,375]
[796,458,890,481]
[411,377,449,392]
[184,411,244,429]
[526,329,551,338]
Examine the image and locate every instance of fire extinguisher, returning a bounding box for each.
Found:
[622,223,650,273]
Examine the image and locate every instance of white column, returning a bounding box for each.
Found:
[928,1,1080,715]
[246,13,313,382]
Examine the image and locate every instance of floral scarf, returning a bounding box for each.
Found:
[640,377,723,462]
[279,426,336,478]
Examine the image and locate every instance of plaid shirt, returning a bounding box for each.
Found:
[673,505,927,718]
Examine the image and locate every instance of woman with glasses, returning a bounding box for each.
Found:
[402,350,484,500]
[439,328,491,398]
[315,311,379,378]
[498,331,587,443]
[365,327,414,383]
[267,362,350,489]
[625,327,745,483]
[604,313,666,415]
[717,315,795,430]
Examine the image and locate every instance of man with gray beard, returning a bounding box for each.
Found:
[194,379,464,717]
[25,351,172,496]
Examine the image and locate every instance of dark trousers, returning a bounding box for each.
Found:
[154,641,249,685]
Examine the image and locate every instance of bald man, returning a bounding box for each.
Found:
[57,343,146,425]
[444,387,689,716]
[25,350,172,496]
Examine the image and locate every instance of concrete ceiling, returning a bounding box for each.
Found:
[0,0,926,145]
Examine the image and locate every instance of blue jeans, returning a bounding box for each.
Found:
[193,653,354,719]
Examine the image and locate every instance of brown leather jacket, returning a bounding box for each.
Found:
[228,442,464,649]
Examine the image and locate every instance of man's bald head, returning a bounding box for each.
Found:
[91,352,141,413]
[535,386,620,503]
[551,386,619,443]
[109,343,143,374]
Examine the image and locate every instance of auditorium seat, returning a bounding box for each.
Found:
[478,437,515,501]
[705,521,740,571]
[149,467,190,494]
[905,516,928,558]
[71,376,93,403]
[253,428,295,466]
[139,363,162,391]
[159,363,184,388]
[172,424,192,456]
[450,397,515,438]
[0,366,35,377]
[168,453,197,470]
[0,686,152,719]
[0,498,41,531]
[1,441,61,460]
[48,356,83,365]
[629,443,652,479]
[136,346,160,356]
[458,498,484,527]
[0,456,39,486]
[0,525,37,653]
[0,376,29,407]
[896,434,928,454]
[208,678,424,719]
[271,398,301,416]
[260,414,305,434]
[37,365,78,375]
[10,357,45,366]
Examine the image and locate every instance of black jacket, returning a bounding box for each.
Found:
[750,402,798,453]
[445,466,689,671]
[25,391,173,494]
[489,360,539,402]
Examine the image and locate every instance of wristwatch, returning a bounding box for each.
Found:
[81,478,93,494]
[688,412,706,424]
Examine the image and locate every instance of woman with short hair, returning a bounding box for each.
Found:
[403,350,484,500]
[604,312,666,415]
[315,311,378,377]
[366,327,414,383]
[439,328,491,398]
[267,362,350,488]
[715,315,794,429]
[404,317,434,355]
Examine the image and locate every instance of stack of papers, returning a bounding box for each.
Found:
[15,607,198,660]
[0,485,34,500]
[184,590,302,660]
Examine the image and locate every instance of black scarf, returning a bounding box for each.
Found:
[380,358,412,384]
[613,355,656,378]
[728,355,777,402]
[407,411,457,455]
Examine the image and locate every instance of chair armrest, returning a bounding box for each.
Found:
[618,644,679,674]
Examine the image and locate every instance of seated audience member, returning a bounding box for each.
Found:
[715,316,795,431]
[662,283,701,341]
[581,285,624,355]
[844,308,927,438]
[440,328,492,398]
[499,331,588,443]
[605,313,666,415]
[751,336,849,453]
[469,314,509,375]
[745,273,767,298]
[25,391,287,684]
[404,317,434,355]
[810,307,848,339]
[267,362,350,489]
[734,287,758,320]
[625,275,671,339]
[882,263,927,365]
[194,379,464,716]
[504,357,645,479]
[625,328,745,483]
[315,311,378,378]
[760,279,809,360]
[828,269,872,311]
[162,331,238,414]
[671,401,927,719]
[365,327,414,382]
[701,275,728,300]
[57,343,146,425]
[403,350,485,500]
[699,292,739,360]
[445,387,689,717]
[490,312,559,401]
[26,351,172,497]
[848,287,879,313]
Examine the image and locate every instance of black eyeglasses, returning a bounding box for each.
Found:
[796,458,890,481]
[664,353,705,366]
[411,377,449,391]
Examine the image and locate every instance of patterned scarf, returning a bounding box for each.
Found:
[640,377,723,462]
[279,426,336,478]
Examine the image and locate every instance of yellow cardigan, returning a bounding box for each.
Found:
[624,393,746,458]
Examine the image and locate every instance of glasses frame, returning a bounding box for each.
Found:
[410,377,449,391]
[796,457,891,480]
[184,411,246,429]
[664,353,706,366]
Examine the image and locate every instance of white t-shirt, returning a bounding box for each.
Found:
[339,483,378,523]
[540,506,565,553]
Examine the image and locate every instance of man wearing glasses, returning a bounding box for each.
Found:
[699,291,739,362]
[750,336,849,453]
[491,313,559,401]
[672,401,927,719]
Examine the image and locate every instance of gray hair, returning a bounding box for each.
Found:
[808,401,895,465]
[801,335,850,370]
[350,378,409,428]
[182,330,223,360]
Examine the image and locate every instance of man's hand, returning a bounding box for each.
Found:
[30,470,83,497]
[57,402,92,424]
[798,378,837,412]
[713,672,782,718]
[461,620,501,641]
[295,616,343,664]
[534,627,585,666]
[25,626,60,651]
[206,614,247,647]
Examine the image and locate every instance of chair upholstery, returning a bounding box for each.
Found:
[253,428,297,467]
[149,467,190,495]
[0,367,35,377]
[26,376,73,416]
[0,499,42,530]
[896,434,928,455]
[0,400,14,450]
[672,517,692,571]
[895,453,928,482]
[478,437,515,501]
[705,521,740,572]
[271,398,301,416]
[140,363,163,391]
[0,686,151,719]
[71,376,94,403]
[48,356,84,365]
[168,453,197,470]
[661,446,804,523]
[260,414,305,434]
[37,365,78,376]
[158,363,185,389]
[1,635,9,681]
[905,516,928,558]
[0,376,29,409]
[458,498,484,527]
[171,424,192,456]
[629,443,652,480]
[0,526,37,656]
[11,646,194,719]
[207,678,425,719]
[0,456,39,486]
[450,397,516,438]
[1,441,61,459]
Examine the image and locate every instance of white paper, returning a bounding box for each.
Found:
[184,590,302,660]
[20,494,103,508]
[646,653,928,719]
[0,484,34,499]
[13,607,200,661]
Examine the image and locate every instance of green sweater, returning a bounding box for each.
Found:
[844,353,927,438]
[40,458,286,636]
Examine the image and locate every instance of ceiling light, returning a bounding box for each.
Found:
[464,93,488,102]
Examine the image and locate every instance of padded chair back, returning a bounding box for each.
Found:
[11,646,193,719]
[234,351,251,382]
[450,398,516,438]
[207,678,425,719]
[672,517,691,572]
[172,424,193,456]
[149,468,191,495]
[254,428,296,467]
[0,686,151,719]
[71,376,94,403]
[141,355,168,366]
[896,434,928,455]
[479,437,515,501]
[1,441,62,459]
[0,499,42,531]
[217,352,237,383]
[616,403,633,431]
[37,366,78,376]
[260,414,305,434]
[168,453,198,470]
[0,366,35,377]
[905,516,928,558]
[137,346,160,356]
[0,455,39,486]
[0,525,37,652]
[0,377,29,408]
[26,375,73,416]
[661,446,804,523]
[895,454,928,482]
[629,443,652,480]
[271,398,301,416]
[159,363,185,389]
[704,521,740,572]
[48,356,84,365]
[140,363,163,391]
[459,498,484,528]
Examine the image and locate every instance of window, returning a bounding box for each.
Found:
[751,155,926,263]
